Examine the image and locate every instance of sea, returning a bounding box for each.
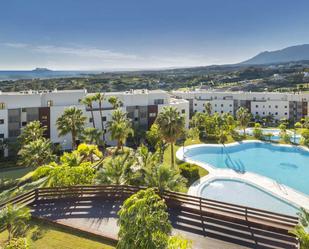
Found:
[0,70,101,81]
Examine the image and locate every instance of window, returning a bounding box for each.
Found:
[0,134,4,139]
[149,113,156,118]
[154,99,164,105]
[21,108,27,112]
[229,104,232,107]
[89,118,93,123]
[41,115,48,120]
[47,100,53,107]
[275,105,278,109]
[221,111,224,114]
[275,112,278,115]
[0,119,4,124]
[203,110,205,113]
[256,105,259,108]
[256,112,258,115]
[221,104,224,107]
[263,112,265,115]
[0,103,5,109]
[181,109,185,114]
[102,116,107,122]
[285,106,288,108]
[22,121,27,126]
[214,104,217,107]
[134,117,138,121]
[269,105,271,108]
[285,112,288,115]
[202,104,205,107]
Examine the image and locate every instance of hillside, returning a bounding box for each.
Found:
[241,44,309,65]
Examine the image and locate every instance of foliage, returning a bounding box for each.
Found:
[168,235,192,249]
[290,208,309,249]
[95,153,135,185]
[117,188,172,249]
[156,106,185,167]
[179,163,199,186]
[143,164,187,193]
[0,205,31,241]
[280,131,291,143]
[79,127,103,146]
[56,107,87,149]
[18,121,46,146]
[80,95,96,128]
[108,96,122,109]
[3,237,30,249]
[252,123,263,139]
[107,109,134,151]
[17,138,56,168]
[236,107,251,136]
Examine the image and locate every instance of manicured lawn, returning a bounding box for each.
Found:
[0,167,34,180]
[0,220,115,249]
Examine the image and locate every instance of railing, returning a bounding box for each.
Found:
[0,184,299,234]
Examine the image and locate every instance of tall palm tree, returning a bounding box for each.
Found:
[18,120,46,146]
[0,204,31,241]
[156,106,185,168]
[56,107,87,149]
[236,107,251,136]
[80,95,96,128]
[93,93,106,141]
[107,109,133,151]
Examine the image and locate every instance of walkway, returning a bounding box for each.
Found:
[31,197,297,249]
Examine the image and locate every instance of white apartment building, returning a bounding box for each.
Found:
[172,90,309,121]
[0,89,189,153]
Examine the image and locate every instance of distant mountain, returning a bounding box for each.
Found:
[32,67,52,72]
[241,44,309,65]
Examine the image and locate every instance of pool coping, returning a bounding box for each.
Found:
[176,140,309,210]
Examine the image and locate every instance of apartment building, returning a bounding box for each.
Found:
[0,89,189,153]
[172,90,309,121]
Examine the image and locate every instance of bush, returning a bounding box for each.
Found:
[3,238,29,249]
[252,128,263,139]
[179,163,200,185]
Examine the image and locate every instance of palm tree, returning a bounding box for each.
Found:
[156,106,185,168]
[80,95,96,128]
[107,109,133,151]
[56,107,87,149]
[0,204,31,241]
[95,153,134,185]
[18,138,56,167]
[236,107,251,136]
[290,208,309,249]
[144,164,187,193]
[18,120,46,146]
[93,93,106,142]
[79,127,103,145]
[108,96,122,109]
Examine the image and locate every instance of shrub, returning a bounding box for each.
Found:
[179,163,200,185]
[252,128,263,139]
[3,238,30,249]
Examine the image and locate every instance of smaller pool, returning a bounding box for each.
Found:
[200,179,299,216]
[237,128,302,144]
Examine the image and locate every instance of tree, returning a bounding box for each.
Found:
[156,107,185,168]
[107,109,134,151]
[143,164,187,193]
[56,107,86,149]
[18,138,56,167]
[294,122,302,143]
[236,107,251,136]
[204,102,212,115]
[95,153,134,185]
[0,205,31,241]
[117,188,172,249]
[80,95,96,128]
[18,121,46,146]
[79,127,103,146]
[93,93,106,142]
[252,123,263,139]
[108,96,122,109]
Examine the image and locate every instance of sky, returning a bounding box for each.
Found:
[1,0,309,70]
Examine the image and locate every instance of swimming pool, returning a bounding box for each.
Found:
[238,128,302,144]
[184,142,309,196]
[200,179,298,215]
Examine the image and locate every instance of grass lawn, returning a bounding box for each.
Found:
[0,220,115,249]
[0,167,34,180]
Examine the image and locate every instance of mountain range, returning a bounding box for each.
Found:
[241,44,309,65]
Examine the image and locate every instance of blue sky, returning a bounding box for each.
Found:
[1,0,309,70]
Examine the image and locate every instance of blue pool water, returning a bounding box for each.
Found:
[185,142,309,195]
[201,179,298,215]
